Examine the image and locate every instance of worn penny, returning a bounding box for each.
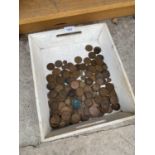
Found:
[94,46,101,54]
[74,56,82,64]
[50,114,60,128]
[85,78,93,85]
[88,52,96,59]
[47,63,55,70]
[111,103,120,110]
[71,113,81,124]
[84,57,91,65]
[85,44,93,51]
[71,80,79,89]
[99,87,109,97]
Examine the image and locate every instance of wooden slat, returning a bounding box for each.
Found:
[20,0,135,34]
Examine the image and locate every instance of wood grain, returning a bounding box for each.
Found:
[20,0,135,34]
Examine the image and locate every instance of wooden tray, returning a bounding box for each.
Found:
[20,0,135,34]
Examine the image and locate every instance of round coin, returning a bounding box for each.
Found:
[94,46,101,54]
[74,56,82,64]
[85,44,93,51]
[88,52,96,59]
[71,80,80,89]
[47,63,55,70]
[84,57,91,65]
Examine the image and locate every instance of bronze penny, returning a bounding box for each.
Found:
[106,83,114,92]
[79,63,86,70]
[52,68,61,75]
[85,98,93,107]
[50,114,60,128]
[62,70,70,79]
[85,70,93,78]
[111,103,120,110]
[47,83,56,90]
[94,46,101,54]
[71,80,80,89]
[48,90,57,99]
[88,52,96,59]
[55,84,64,92]
[74,56,82,64]
[85,91,93,99]
[96,54,104,60]
[76,87,84,97]
[89,104,100,117]
[99,87,109,97]
[47,63,55,70]
[91,60,97,66]
[96,78,104,85]
[84,57,91,65]
[46,74,54,82]
[55,60,62,67]
[85,44,93,51]
[71,113,81,124]
[92,83,100,92]
[84,85,92,92]
[85,78,93,85]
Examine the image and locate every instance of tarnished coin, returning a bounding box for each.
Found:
[106,83,114,92]
[55,84,64,92]
[58,102,66,112]
[47,63,55,70]
[87,65,96,73]
[96,78,104,85]
[111,103,120,110]
[56,76,64,85]
[46,74,54,83]
[88,52,96,59]
[85,99,93,107]
[99,87,109,97]
[85,78,93,85]
[71,80,80,89]
[76,87,84,97]
[52,68,61,75]
[55,60,62,67]
[110,95,119,105]
[50,114,60,128]
[94,95,102,104]
[47,83,56,90]
[74,56,82,64]
[68,63,77,71]
[85,70,93,78]
[96,54,104,60]
[68,89,76,97]
[89,104,100,117]
[62,70,70,79]
[92,83,100,92]
[94,46,101,54]
[61,111,71,124]
[48,90,57,99]
[79,63,86,70]
[95,65,103,72]
[91,60,97,66]
[103,70,110,78]
[85,44,93,51]
[71,113,81,124]
[84,57,91,65]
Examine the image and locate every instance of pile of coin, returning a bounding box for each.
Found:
[46,44,120,129]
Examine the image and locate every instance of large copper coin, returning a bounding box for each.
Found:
[94,46,101,54]
[85,44,93,51]
[74,56,82,64]
[50,114,60,128]
[47,63,55,70]
[55,60,62,67]
[85,78,93,85]
[76,87,84,97]
[71,80,80,89]
[84,57,91,65]
[71,113,81,124]
[99,87,109,97]
[88,52,96,59]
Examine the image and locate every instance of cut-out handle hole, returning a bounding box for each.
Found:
[56,31,82,37]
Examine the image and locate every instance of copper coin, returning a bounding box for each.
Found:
[95,65,103,72]
[102,70,110,78]
[110,95,119,105]
[68,89,76,97]
[56,76,64,85]
[47,63,55,70]
[106,78,111,83]
[58,102,66,112]
[84,57,91,65]
[76,87,84,97]
[96,73,103,79]
[94,95,102,104]
[63,60,67,65]
[46,74,54,82]
[55,60,62,67]
[71,80,80,89]
[50,114,60,128]
[92,83,100,92]
[62,70,70,79]
[99,87,109,97]
[48,90,58,98]
[85,70,93,78]
[79,63,86,70]
[87,65,96,73]
[84,85,92,92]
[61,111,71,123]
[111,103,120,110]
[85,91,93,99]
[94,46,101,54]
[96,78,104,85]
[55,84,64,92]
[52,68,61,75]
[106,83,114,92]
[91,60,97,66]
[47,83,56,90]
[88,52,96,59]
[85,44,93,51]
[59,120,66,128]
[68,63,77,71]
[85,78,93,85]
[65,98,71,106]
[71,113,81,124]
[89,104,100,117]
[100,96,110,113]
[61,106,72,114]
[59,90,67,100]
[80,81,85,88]
[74,56,82,64]
[85,99,93,107]
[96,54,104,60]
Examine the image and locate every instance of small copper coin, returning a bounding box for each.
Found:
[85,78,93,86]
[52,68,61,75]
[47,63,55,70]
[71,113,81,124]
[55,84,64,92]
[89,104,100,117]
[71,80,80,89]
[88,52,96,59]
[96,78,104,85]
[76,87,84,97]
[84,57,91,65]
[46,74,53,82]
[92,83,100,92]
[55,60,62,67]
[87,66,96,73]
[95,65,103,72]
[85,99,93,107]
[99,87,109,97]
[111,103,120,110]
[94,46,101,54]
[74,56,82,64]
[85,44,93,51]
[79,63,86,70]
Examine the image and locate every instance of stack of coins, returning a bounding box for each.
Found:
[46,44,120,129]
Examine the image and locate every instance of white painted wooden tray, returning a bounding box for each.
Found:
[28,23,135,142]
